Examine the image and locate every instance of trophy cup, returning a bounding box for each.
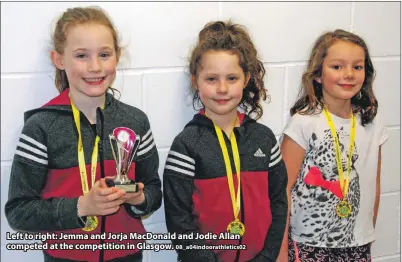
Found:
[106,127,141,192]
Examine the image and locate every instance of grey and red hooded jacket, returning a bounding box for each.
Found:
[163,111,288,262]
[5,89,162,262]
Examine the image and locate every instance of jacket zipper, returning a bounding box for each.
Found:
[234,189,244,262]
[96,109,107,262]
[83,113,106,262]
[225,130,244,262]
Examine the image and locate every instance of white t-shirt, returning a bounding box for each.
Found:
[283,110,388,248]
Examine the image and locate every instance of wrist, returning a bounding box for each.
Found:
[127,192,146,207]
[77,196,88,217]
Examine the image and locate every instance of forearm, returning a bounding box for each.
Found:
[5,161,85,232]
[169,229,220,262]
[127,150,162,218]
[278,191,292,257]
[164,174,219,262]
[373,146,382,228]
[6,197,84,232]
[252,161,288,261]
[373,186,380,228]
[126,185,162,217]
[166,214,219,262]
[141,183,162,215]
[254,202,288,261]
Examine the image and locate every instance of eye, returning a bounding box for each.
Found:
[100,53,111,58]
[354,65,364,70]
[76,54,86,59]
[207,77,216,82]
[228,76,237,81]
[331,65,342,70]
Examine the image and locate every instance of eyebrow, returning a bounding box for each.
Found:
[202,72,242,76]
[328,58,364,63]
[73,47,113,52]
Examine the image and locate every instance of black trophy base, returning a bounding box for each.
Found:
[105,179,139,193]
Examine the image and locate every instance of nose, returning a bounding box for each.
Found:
[344,67,355,79]
[217,80,229,94]
[89,57,102,72]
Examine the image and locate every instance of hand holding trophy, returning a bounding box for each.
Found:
[106,127,141,193]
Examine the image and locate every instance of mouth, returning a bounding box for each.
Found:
[338,84,355,89]
[214,98,231,105]
[83,77,106,85]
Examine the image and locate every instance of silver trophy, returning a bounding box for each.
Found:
[107,127,141,192]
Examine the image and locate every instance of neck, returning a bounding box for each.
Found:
[205,108,239,137]
[323,94,352,119]
[69,88,105,124]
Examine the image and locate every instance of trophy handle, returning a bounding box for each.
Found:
[128,136,141,168]
[109,134,120,175]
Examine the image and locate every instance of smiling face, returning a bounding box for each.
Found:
[193,50,249,119]
[317,40,365,104]
[52,23,119,98]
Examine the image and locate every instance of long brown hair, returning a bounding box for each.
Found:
[51,6,121,94]
[291,29,377,126]
[189,21,268,120]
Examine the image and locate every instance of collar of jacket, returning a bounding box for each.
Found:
[24,88,115,121]
[185,108,256,137]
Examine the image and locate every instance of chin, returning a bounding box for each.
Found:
[212,107,238,116]
[83,87,108,97]
[340,93,358,100]
[330,90,357,100]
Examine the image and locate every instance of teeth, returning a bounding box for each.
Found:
[84,78,103,82]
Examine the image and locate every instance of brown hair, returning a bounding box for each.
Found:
[189,21,268,120]
[290,29,377,126]
[51,6,121,94]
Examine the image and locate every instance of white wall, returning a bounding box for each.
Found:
[1,2,400,262]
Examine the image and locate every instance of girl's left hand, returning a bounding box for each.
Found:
[100,176,146,206]
[122,182,145,206]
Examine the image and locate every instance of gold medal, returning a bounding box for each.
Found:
[323,106,356,217]
[71,93,104,232]
[82,216,98,231]
[227,219,245,236]
[206,112,245,237]
[336,200,352,218]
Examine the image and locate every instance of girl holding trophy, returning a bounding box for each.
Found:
[5,6,162,262]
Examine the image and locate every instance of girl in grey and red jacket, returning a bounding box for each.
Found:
[5,6,161,262]
[163,21,288,262]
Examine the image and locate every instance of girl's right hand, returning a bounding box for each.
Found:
[77,178,127,216]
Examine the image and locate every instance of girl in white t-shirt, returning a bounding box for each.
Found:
[277,29,388,262]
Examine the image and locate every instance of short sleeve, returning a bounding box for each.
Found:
[282,113,311,150]
[376,114,389,146]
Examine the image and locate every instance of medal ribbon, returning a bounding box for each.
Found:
[70,97,104,197]
[207,113,241,221]
[323,106,356,198]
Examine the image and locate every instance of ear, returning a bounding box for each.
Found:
[244,73,251,88]
[191,75,198,90]
[50,50,65,70]
[315,76,322,84]
[116,48,121,63]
